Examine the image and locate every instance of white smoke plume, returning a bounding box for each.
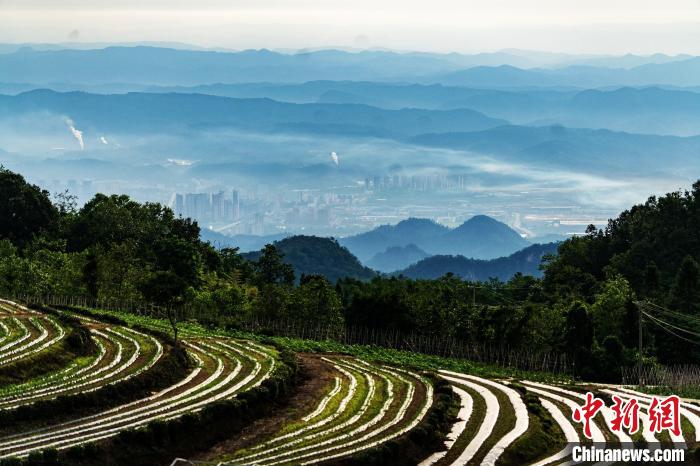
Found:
[100,136,108,145]
[330,151,339,166]
[65,118,84,150]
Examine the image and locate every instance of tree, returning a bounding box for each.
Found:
[643,261,661,298]
[590,275,634,342]
[138,270,190,344]
[290,275,344,328]
[670,255,700,314]
[565,301,594,377]
[254,245,294,286]
[0,167,58,248]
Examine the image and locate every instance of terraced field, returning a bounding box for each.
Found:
[424,370,700,466]
[219,356,433,466]
[1,299,697,465]
[0,300,67,368]
[0,322,162,409]
[0,337,276,458]
[0,300,279,460]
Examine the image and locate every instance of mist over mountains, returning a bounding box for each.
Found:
[229,216,558,281]
[1,44,699,249]
[2,89,700,179]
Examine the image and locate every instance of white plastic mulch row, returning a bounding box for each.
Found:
[529,398,580,466]
[261,360,384,464]
[0,338,273,458]
[521,381,607,446]
[614,386,700,442]
[295,361,432,466]
[302,377,342,423]
[0,316,66,366]
[438,373,500,465]
[0,318,31,355]
[232,359,371,463]
[437,370,529,466]
[524,381,634,446]
[0,326,163,409]
[418,385,472,466]
[0,321,10,345]
[231,357,432,466]
[0,332,113,405]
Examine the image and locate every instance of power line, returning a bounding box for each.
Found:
[641,310,700,338]
[642,311,700,346]
[643,301,700,326]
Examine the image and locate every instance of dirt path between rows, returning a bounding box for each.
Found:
[191,353,337,463]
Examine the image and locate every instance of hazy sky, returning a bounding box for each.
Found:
[2,0,700,54]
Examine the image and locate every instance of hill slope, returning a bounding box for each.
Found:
[435,215,529,258]
[244,235,377,283]
[339,218,448,262]
[366,244,430,273]
[397,242,559,280]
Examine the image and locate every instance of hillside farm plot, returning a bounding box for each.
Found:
[221,356,432,466]
[521,380,700,450]
[0,314,276,459]
[425,370,529,466]
[0,301,66,368]
[429,370,700,466]
[0,324,162,409]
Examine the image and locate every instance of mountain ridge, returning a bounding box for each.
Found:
[340,216,529,262]
[396,242,559,280]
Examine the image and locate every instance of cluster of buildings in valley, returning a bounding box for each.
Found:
[30,175,605,240]
[363,174,478,192]
[173,190,241,223]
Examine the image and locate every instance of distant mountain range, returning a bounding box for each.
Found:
[4,90,700,177]
[433,60,700,88]
[1,46,699,87]
[339,216,529,263]
[201,216,556,279]
[411,125,700,174]
[396,242,559,280]
[137,82,700,136]
[0,90,506,139]
[236,233,557,282]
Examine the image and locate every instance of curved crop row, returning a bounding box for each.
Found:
[0,337,275,458]
[430,370,529,466]
[514,381,700,464]
[430,372,699,466]
[603,387,700,444]
[0,302,67,368]
[224,356,432,466]
[0,325,163,409]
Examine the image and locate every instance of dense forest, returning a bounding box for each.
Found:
[1,166,699,381]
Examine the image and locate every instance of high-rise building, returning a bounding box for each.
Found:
[232,190,240,220]
[184,193,210,219]
[212,191,225,221]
